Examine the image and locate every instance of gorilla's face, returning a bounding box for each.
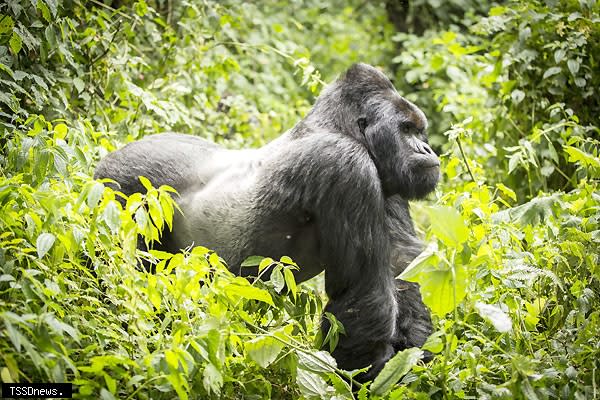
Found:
[359,91,440,200]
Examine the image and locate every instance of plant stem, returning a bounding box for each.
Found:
[456,136,476,182]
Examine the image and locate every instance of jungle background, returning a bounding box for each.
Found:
[0,0,598,398]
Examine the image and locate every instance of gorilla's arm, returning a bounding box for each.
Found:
[258,134,399,378]
[386,196,424,276]
[385,196,433,354]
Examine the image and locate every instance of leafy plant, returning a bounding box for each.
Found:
[1,0,598,399]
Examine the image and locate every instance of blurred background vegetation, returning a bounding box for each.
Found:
[0,0,598,399]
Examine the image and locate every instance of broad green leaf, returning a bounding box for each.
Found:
[45,314,79,340]
[567,58,580,76]
[297,350,337,373]
[73,77,85,93]
[53,123,67,140]
[100,388,116,400]
[280,255,297,265]
[9,31,22,54]
[0,16,13,34]
[426,206,469,246]
[245,335,284,368]
[496,183,517,201]
[270,266,285,293]
[104,373,116,394]
[422,330,444,353]
[202,363,222,395]
[1,367,13,383]
[102,201,121,233]
[542,66,561,79]
[554,48,566,63]
[44,0,58,16]
[148,196,163,231]
[511,89,524,104]
[283,267,297,300]
[225,278,274,306]
[139,176,153,191]
[165,349,179,370]
[241,255,264,267]
[399,243,469,316]
[475,302,512,332]
[296,368,330,398]
[37,2,51,22]
[564,146,600,169]
[370,348,423,396]
[168,372,189,400]
[494,194,560,226]
[397,242,438,281]
[36,232,56,258]
[259,257,274,272]
[87,182,104,209]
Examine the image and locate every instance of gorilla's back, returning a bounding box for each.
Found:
[94,133,224,196]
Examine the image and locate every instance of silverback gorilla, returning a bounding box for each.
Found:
[95,63,439,380]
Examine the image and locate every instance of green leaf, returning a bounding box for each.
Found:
[202,363,222,395]
[225,278,274,306]
[422,330,444,353]
[283,267,297,300]
[259,257,274,272]
[9,31,22,54]
[296,368,330,398]
[165,349,179,370]
[399,243,469,316]
[496,183,517,201]
[53,123,67,140]
[87,182,105,209]
[135,0,149,16]
[37,2,51,22]
[426,206,469,246]
[370,348,423,396]
[567,59,579,76]
[564,146,600,169]
[241,255,264,267]
[102,201,121,233]
[139,176,153,191]
[270,266,285,293]
[0,16,14,34]
[297,350,337,373]
[1,367,13,383]
[493,194,560,226]
[542,66,561,79]
[73,77,85,93]
[44,0,59,17]
[553,48,566,63]
[511,89,525,104]
[245,335,284,368]
[36,232,56,258]
[475,302,512,333]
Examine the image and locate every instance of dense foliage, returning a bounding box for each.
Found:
[0,0,598,399]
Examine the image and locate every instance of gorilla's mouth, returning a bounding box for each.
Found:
[420,161,440,170]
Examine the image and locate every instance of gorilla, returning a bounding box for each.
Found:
[94,63,439,380]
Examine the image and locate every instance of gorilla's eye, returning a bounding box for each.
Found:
[400,123,411,134]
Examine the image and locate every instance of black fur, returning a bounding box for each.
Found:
[94,63,439,380]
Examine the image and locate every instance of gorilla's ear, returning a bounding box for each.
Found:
[357,117,368,135]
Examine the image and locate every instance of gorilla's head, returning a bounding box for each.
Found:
[310,63,440,199]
